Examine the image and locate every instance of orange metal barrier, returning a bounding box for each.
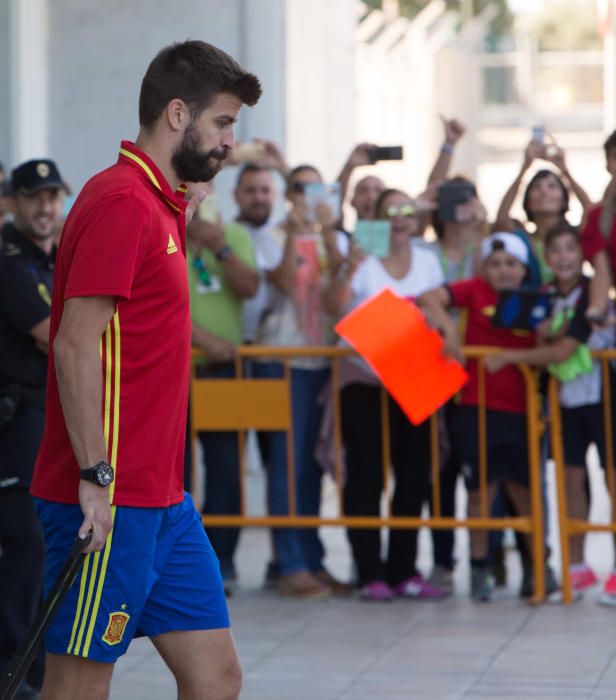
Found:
[549,349,616,604]
[190,345,547,603]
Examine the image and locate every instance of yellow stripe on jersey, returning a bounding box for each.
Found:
[67,312,122,657]
[119,148,162,191]
[119,148,181,213]
[83,312,122,656]
[109,312,121,503]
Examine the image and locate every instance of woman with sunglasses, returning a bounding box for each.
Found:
[325,188,446,601]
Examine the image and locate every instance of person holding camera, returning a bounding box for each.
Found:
[184,181,259,595]
[494,138,610,322]
[337,144,387,229]
[0,158,68,698]
[325,187,446,601]
[251,164,352,598]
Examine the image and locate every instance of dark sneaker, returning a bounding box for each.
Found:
[263,560,280,590]
[471,567,495,602]
[520,563,559,599]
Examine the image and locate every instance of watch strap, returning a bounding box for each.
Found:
[215,244,233,262]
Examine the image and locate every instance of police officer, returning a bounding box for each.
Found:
[0,159,67,699]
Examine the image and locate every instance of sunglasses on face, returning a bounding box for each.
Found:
[193,257,211,287]
[290,182,307,194]
[384,204,416,218]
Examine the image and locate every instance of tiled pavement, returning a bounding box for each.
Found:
[110,457,616,699]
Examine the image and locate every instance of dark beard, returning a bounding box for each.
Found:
[239,210,271,228]
[171,123,228,183]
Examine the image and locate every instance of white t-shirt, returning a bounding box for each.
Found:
[343,246,444,372]
[349,245,444,306]
[240,220,285,342]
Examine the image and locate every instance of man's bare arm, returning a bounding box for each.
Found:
[54,295,116,552]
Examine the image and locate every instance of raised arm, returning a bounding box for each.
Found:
[547,144,593,219]
[494,141,542,231]
[427,115,466,186]
[336,143,375,208]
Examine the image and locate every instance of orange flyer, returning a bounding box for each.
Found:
[335,289,468,424]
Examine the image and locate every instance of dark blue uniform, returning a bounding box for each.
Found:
[0,222,55,689]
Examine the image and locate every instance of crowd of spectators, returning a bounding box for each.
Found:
[4,117,616,615]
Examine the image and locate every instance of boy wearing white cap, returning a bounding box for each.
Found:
[485,223,616,606]
[418,232,540,602]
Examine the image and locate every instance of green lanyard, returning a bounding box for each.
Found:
[439,244,471,283]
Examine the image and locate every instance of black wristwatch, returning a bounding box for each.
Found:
[215,244,233,262]
[80,461,114,487]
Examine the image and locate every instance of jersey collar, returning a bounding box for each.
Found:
[118,141,188,216]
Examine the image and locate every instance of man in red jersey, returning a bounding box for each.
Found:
[30,41,261,700]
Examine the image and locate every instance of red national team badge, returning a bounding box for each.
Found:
[102,611,130,646]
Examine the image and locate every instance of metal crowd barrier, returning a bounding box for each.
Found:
[190,345,547,603]
[548,349,616,605]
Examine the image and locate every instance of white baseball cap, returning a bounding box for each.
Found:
[480,232,529,266]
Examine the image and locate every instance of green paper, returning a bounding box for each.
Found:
[354,220,391,258]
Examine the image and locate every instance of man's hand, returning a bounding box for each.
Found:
[78,481,113,553]
[545,144,568,175]
[185,190,206,227]
[190,217,226,252]
[258,139,289,175]
[345,143,376,170]
[442,329,465,365]
[455,198,487,226]
[440,115,466,146]
[484,353,510,374]
[523,139,544,170]
[201,335,236,363]
[286,203,312,235]
[315,201,337,232]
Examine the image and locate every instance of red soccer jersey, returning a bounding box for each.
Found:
[31,142,190,507]
[581,205,616,277]
[448,277,535,414]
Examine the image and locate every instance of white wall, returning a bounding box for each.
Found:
[47,0,255,191]
[42,0,357,218]
[284,0,356,181]
[0,0,11,169]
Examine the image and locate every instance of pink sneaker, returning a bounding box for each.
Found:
[599,572,616,607]
[359,581,394,602]
[393,575,448,600]
[569,565,598,592]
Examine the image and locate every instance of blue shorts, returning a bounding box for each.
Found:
[35,492,229,664]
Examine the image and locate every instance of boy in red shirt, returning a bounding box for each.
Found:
[419,232,540,602]
[485,223,616,605]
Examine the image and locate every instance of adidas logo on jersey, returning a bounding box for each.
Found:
[166,234,178,255]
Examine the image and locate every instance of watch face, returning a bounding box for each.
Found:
[96,463,115,486]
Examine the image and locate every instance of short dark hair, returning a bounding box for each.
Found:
[374,188,410,219]
[604,130,616,159]
[522,169,569,223]
[545,221,580,250]
[286,164,321,187]
[235,163,273,189]
[139,40,262,130]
